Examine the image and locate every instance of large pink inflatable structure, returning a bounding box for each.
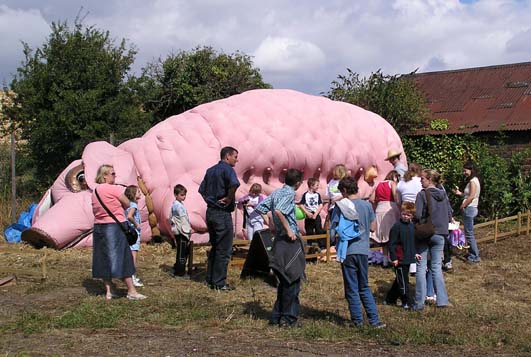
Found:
[22,89,406,249]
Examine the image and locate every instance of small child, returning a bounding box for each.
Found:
[298,177,324,237]
[237,183,265,240]
[125,185,143,288]
[170,184,192,278]
[384,202,417,309]
[331,176,385,328]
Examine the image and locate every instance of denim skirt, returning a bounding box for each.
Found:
[92,222,135,279]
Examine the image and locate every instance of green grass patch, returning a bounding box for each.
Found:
[55,301,131,329]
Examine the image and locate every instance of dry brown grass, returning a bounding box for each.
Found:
[1,234,531,356]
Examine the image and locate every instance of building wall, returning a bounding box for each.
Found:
[478,131,531,173]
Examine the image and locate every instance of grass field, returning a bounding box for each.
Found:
[1,232,531,356]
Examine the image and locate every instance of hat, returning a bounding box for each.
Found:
[385,149,402,161]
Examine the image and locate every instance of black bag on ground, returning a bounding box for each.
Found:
[415,189,435,242]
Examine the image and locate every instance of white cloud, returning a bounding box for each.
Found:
[1,0,531,94]
[0,5,50,84]
[254,36,326,74]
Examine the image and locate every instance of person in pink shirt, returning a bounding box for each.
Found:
[91,164,146,300]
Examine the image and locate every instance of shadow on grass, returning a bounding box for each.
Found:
[242,300,349,325]
[159,263,210,286]
[82,278,104,296]
[81,278,127,298]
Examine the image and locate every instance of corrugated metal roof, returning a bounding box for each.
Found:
[410,62,531,135]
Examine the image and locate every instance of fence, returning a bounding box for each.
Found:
[193,210,531,267]
[475,210,531,243]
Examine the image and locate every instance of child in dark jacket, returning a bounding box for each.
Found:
[385,202,417,309]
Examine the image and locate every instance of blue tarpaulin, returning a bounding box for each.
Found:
[3,203,37,243]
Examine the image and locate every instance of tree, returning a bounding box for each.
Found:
[325,69,430,135]
[7,21,150,185]
[135,46,272,123]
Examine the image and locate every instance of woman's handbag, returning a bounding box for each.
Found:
[95,188,139,246]
[415,189,435,242]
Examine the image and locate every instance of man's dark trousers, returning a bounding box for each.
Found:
[270,271,301,325]
[205,207,234,287]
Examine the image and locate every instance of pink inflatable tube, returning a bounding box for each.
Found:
[22,89,405,249]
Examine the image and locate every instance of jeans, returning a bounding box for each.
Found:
[426,268,435,297]
[415,234,449,308]
[173,234,191,276]
[305,216,325,247]
[205,208,234,287]
[464,206,480,262]
[443,236,452,264]
[270,271,301,325]
[341,254,381,326]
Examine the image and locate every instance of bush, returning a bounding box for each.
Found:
[404,134,531,221]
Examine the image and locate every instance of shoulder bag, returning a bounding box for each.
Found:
[415,189,435,242]
[95,188,138,246]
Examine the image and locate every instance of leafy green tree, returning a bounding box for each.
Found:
[135,46,272,123]
[7,21,150,185]
[325,69,430,135]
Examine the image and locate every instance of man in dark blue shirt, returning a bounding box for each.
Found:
[198,146,240,290]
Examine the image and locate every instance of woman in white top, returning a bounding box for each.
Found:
[397,163,423,205]
[452,161,481,263]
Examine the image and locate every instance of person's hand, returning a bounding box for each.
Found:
[392,260,399,267]
[452,187,462,196]
[287,229,297,241]
[218,197,230,206]
[415,254,422,261]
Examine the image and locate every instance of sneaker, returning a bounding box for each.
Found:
[370,322,386,329]
[425,295,436,304]
[402,304,411,310]
[279,319,303,328]
[126,293,147,300]
[345,321,364,328]
[132,275,144,287]
[467,257,481,263]
[437,302,454,308]
[443,261,453,272]
[210,284,235,291]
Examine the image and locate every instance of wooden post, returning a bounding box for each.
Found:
[188,241,194,274]
[10,131,16,222]
[326,229,331,262]
[517,212,522,236]
[494,216,498,243]
[41,249,47,280]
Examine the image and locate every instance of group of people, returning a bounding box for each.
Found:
[89,146,482,328]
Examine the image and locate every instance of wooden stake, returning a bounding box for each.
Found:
[527,211,531,236]
[517,212,522,236]
[494,217,498,243]
[10,131,16,222]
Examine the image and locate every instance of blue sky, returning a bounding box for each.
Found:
[1,0,530,95]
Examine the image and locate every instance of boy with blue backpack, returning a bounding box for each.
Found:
[330,176,385,328]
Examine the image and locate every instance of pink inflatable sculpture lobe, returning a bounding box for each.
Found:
[23,89,405,248]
